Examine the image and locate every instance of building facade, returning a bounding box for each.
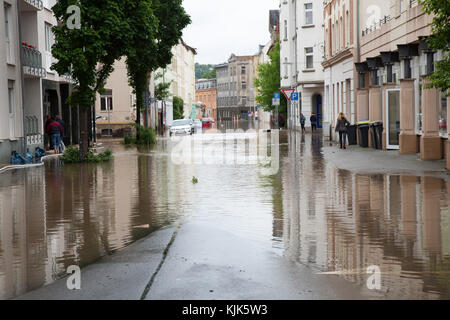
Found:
[155,39,196,120]
[1,0,76,164]
[280,0,324,131]
[195,78,217,120]
[216,54,257,121]
[356,1,448,165]
[323,0,357,140]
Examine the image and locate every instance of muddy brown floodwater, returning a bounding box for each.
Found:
[0,123,449,299]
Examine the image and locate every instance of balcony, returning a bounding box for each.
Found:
[21,0,43,11]
[21,44,46,78]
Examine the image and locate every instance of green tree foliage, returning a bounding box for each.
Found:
[195,63,214,79]
[254,40,287,114]
[154,73,172,100]
[173,96,184,120]
[419,0,450,93]
[201,67,216,79]
[51,0,132,155]
[125,0,190,127]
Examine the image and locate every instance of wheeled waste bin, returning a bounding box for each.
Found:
[347,125,357,145]
[373,121,383,150]
[357,121,370,148]
[369,122,378,149]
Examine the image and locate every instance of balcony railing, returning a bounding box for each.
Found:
[22,0,43,10]
[362,16,391,37]
[21,44,46,78]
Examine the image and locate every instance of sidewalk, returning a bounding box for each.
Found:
[17,222,370,300]
[323,144,449,179]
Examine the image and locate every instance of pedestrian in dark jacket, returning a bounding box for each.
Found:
[335,112,350,149]
[310,114,317,132]
[46,117,63,154]
[300,113,306,133]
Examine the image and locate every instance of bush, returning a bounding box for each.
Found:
[60,145,113,163]
[123,124,157,146]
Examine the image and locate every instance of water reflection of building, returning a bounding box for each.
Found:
[283,133,449,299]
[0,168,47,299]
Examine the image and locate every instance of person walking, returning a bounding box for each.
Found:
[300,113,306,133]
[55,115,66,153]
[310,113,317,132]
[46,117,63,154]
[335,112,350,149]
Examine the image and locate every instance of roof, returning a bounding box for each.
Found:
[180,38,197,55]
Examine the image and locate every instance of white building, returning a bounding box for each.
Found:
[280,0,324,131]
[154,39,196,121]
[1,0,75,163]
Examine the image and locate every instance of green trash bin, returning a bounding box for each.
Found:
[357,121,370,148]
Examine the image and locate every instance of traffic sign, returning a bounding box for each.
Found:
[291,92,299,101]
[281,89,295,101]
[274,93,280,100]
[272,98,280,106]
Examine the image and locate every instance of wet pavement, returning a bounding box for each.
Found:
[1,121,450,300]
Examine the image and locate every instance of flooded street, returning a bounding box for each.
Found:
[1,123,449,300]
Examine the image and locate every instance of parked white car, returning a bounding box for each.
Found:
[194,119,202,133]
[170,119,193,136]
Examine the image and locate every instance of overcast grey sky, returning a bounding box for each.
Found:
[182,0,279,65]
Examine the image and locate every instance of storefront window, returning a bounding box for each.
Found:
[416,78,423,133]
[439,92,448,137]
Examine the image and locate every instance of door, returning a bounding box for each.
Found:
[316,95,323,129]
[8,86,15,138]
[386,89,400,150]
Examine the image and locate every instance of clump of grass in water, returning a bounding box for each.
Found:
[123,124,157,146]
[60,145,113,163]
[192,176,198,184]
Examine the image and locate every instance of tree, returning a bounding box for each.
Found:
[173,96,184,120]
[420,0,450,93]
[254,40,287,115]
[124,0,158,131]
[125,0,190,131]
[51,0,132,156]
[154,73,171,101]
[201,67,216,79]
[195,63,213,79]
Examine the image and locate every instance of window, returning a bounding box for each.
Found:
[284,57,288,78]
[439,93,448,137]
[305,3,313,25]
[242,81,246,90]
[284,20,288,40]
[305,47,313,69]
[4,3,12,62]
[346,11,350,46]
[45,23,52,52]
[8,81,15,137]
[242,97,247,105]
[100,90,113,111]
[8,85,14,114]
[241,66,246,75]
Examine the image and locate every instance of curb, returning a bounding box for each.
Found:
[0,154,61,174]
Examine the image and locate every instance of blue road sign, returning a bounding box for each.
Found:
[274,93,280,100]
[291,92,299,101]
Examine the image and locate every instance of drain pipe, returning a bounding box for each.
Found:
[355,0,361,123]
[17,0,27,156]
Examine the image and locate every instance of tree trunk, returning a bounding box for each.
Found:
[79,107,89,159]
[136,90,143,141]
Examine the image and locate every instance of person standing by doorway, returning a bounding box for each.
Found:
[335,112,350,149]
[55,115,66,153]
[300,113,306,133]
[310,113,317,132]
[46,117,63,154]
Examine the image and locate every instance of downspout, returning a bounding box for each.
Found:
[17,0,27,155]
[355,0,361,123]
